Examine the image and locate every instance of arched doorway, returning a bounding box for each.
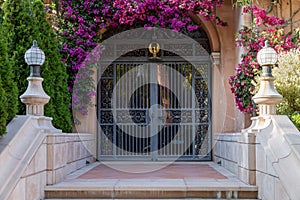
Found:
[97,28,212,161]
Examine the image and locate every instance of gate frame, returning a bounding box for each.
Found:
[96,28,213,161]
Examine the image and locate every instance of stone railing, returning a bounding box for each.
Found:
[255,115,300,200]
[214,115,300,200]
[0,116,95,200]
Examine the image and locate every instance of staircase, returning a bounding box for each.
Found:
[44,162,258,199]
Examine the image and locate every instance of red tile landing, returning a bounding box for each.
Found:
[79,163,226,179]
[45,162,258,199]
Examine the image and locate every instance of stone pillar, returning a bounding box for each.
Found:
[19,40,60,133]
[211,52,223,135]
[239,66,282,185]
[241,43,283,186]
[238,130,258,185]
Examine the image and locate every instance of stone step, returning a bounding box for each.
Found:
[44,162,258,199]
[46,199,258,200]
[44,181,258,199]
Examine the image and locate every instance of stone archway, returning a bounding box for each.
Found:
[74,13,243,160]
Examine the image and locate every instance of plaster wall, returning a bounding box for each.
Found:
[211,0,251,134]
[254,0,300,33]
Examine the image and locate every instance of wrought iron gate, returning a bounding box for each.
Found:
[97,27,211,161]
[98,60,211,161]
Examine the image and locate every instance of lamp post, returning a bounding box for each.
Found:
[20,40,50,116]
[252,41,282,116]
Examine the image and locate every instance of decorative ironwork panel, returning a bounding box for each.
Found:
[195,124,209,155]
[98,61,211,161]
[116,46,147,57]
[101,27,211,60]
[99,79,113,109]
[163,44,194,56]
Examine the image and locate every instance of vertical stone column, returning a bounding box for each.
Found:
[239,73,281,185]
[211,52,223,135]
[238,130,257,185]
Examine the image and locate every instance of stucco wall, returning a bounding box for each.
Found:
[254,0,300,33]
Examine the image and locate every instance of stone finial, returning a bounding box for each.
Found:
[252,64,282,116]
[20,77,50,116]
[252,73,282,115]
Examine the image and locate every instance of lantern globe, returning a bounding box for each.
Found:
[257,41,277,66]
[24,40,45,66]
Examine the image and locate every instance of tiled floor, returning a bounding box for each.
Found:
[78,163,226,179]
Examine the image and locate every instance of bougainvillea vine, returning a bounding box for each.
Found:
[229,6,300,115]
[57,0,227,117]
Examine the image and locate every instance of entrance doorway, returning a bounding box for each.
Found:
[97,28,211,161]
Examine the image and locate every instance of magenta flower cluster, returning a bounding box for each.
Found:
[58,0,227,116]
[229,6,299,115]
